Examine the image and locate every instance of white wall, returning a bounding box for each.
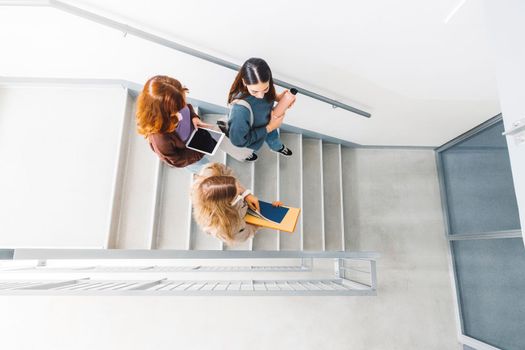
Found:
[0,5,499,146]
[0,84,125,247]
[483,0,525,241]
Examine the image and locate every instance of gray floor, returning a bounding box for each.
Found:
[343,148,448,253]
[0,148,460,350]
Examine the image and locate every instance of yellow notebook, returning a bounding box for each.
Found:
[244,203,301,233]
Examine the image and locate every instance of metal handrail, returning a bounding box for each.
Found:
[2,249,379,296]
[1,0,371,118]
[12,248,380,260]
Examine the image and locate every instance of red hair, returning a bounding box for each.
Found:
[136,75,188,137]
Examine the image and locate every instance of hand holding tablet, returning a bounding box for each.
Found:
[186,127,225,156]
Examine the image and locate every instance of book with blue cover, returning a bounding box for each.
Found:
[247,201,289,224]
[245,200,300,233]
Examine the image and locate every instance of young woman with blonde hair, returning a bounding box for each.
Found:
[191,162,282,246]
[136,75,212,172]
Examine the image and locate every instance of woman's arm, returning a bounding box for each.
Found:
[188,104,213,129]
[234,180,260,212]
[275,89,286,102]
[167,147,203,167]
[150,134,203,168]
[188,104,200,120]
[228,105,267,147]
[235,180,246,196]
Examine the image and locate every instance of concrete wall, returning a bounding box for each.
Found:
[0,85,125,248]
[483,0,525,242]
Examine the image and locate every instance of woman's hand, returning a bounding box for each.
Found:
[288,96,296,108]
[275,90,287,102]
[272,201,283,207]
[192,117,213,130]
[266,115,284,133]
[244,194,260,212]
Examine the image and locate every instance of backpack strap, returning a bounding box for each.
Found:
[230,99,254,127]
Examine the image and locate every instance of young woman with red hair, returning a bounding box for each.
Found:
[136,75,211,172]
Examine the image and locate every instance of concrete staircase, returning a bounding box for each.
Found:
[108,91,351,252]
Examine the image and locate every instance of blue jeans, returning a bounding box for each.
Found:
[264,129,284,152]
[184,156,210,174]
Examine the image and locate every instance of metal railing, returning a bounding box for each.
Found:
[0,0,371,118]
[0,249,379,296]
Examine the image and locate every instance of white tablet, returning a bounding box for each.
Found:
[186,127,225,156]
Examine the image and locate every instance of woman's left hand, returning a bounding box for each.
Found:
[245,194,260,212]
[272,201,283,207]
[275,90,286,102]
[192,117,213,129]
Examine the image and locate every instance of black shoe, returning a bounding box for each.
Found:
[275,145,292,156]
[245,153,258,162]
[217,120,229,136]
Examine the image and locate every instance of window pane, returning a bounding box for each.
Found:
[453,238,525,349]
[441,121,520,234]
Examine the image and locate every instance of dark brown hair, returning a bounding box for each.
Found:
[136,75,188,137]
[227,57,276,103]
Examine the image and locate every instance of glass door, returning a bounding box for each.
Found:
[437,115,524,350]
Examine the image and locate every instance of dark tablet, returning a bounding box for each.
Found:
[185,127,225,155]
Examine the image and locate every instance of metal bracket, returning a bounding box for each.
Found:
[334,258,345,278]
[502,117,525,146]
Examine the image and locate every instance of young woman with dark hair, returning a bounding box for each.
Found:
[226,58,295,161]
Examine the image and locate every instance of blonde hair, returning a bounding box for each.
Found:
[191,163,243,245]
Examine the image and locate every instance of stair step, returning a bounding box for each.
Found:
[112,96,158,249]
[322,143,345,251]
[224,155,254,250]
[189,214,222,250]
[187,112,226,250]
[156,165,193,249]
[252,146,279,250]
[200,114,224,125]
[278,133,303,250]
[110,103,350,252]
[342,147,362,250]
[341,147,360,251]
[302,138,324,251]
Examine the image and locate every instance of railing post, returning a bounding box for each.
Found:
[334,258,345,279]
[370,260,377,290]
[301,257,313,270]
